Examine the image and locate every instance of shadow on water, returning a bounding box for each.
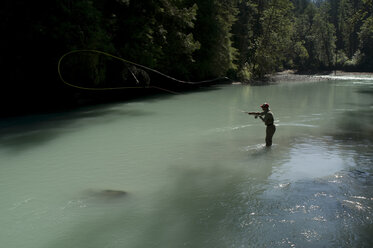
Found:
[0,103,154,153]
[0,84,223,154]
[328,101,373,143]
[357,88,373,95]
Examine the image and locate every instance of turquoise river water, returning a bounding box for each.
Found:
[0,78,373,247]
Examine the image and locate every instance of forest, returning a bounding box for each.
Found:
[1,0,372,116]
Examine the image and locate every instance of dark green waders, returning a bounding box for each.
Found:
[265,124,276,146]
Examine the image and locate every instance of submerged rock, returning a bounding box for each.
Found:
[84,189,128,201]
[100,189,127,197]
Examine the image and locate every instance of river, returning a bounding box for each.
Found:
[0,78,373,247]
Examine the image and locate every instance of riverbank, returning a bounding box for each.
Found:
[269,70,373,83]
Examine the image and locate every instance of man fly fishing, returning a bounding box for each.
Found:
[245,103,276,146]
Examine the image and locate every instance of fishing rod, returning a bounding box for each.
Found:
[241,110,262,118]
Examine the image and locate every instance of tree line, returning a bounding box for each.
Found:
[1,0,372,115]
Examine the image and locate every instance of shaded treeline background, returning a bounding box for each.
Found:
[1,0,372,116]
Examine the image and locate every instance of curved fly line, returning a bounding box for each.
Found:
[58,49,227,94]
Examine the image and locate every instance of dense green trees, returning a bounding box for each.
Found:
[320,0,373,69]
[357,1,373,69]
[1,0,372,115]
[231,0,371,79]
[249,0,295,78]
[190,0,239,79]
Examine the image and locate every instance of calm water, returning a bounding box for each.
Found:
[1,78,373,248]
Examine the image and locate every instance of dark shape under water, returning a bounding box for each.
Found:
[100,189,127,197]
[85,189,128,201]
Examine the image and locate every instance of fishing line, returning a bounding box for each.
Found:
[58,49,228,94]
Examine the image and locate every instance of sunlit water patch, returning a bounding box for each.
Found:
[272,136,355,181]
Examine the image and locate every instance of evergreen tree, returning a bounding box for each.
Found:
[155,0,200,79]
[191,0,239,79]
[232,0,259,80]
[292,2,317,69]
[97,0,200,79]
[310,2,337,68]
[358,16,373,69]
[250,0,295,78]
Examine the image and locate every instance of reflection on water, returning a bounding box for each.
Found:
[0,79,373,247]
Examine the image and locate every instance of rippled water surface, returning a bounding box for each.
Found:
[1,79,373,247]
